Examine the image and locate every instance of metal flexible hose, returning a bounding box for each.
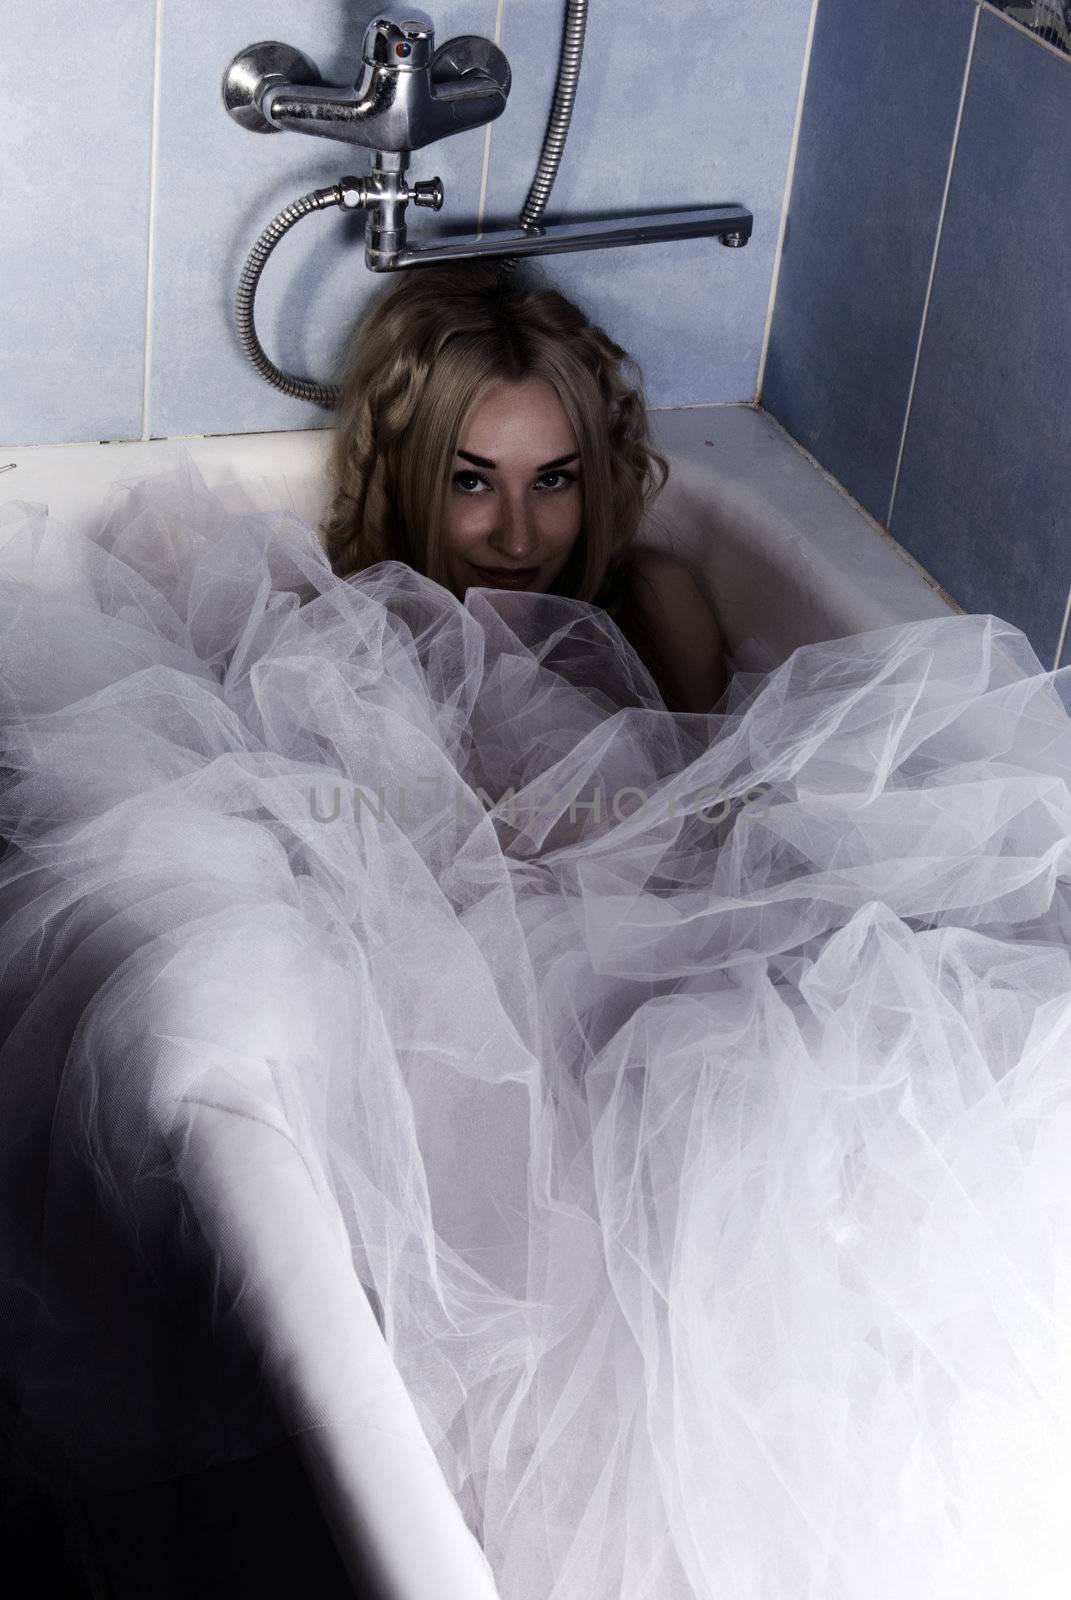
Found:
[499,0,587,279]
[234,185,349,408]
[234,0,588,402]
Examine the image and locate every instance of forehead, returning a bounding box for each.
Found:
[460,377,577,456]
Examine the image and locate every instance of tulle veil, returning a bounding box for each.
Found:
[1,448,1071,1597]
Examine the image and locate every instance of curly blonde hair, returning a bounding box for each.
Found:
[319,261,670,613]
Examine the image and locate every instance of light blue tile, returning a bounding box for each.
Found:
[481,0,812,407]
[0,1,155,447]
[891,10,1071,666]
[149,2,499,438]
[762,0,974,522]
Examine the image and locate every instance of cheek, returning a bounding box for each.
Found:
[442,497,493,550]
[542,492,583,546]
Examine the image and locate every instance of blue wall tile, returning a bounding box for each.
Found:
[890,9,1071,666]
[483,0,812,408]
[761,0,973,523]
[0,1,155,448]
[4,1,814,445]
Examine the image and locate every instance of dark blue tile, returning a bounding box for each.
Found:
[891,9,1071,667]
[762,0,974,523]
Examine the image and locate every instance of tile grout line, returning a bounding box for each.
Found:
[648,402,747,412]
[1053,579,1071,672]
[140,0,164,442]
[475,0,507,234]
[753,0,822,405]
[886,4,979,528]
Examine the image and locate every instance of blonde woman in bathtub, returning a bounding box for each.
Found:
[319,260,730,715]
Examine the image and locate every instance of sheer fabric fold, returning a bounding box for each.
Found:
[2,449,1071,1598]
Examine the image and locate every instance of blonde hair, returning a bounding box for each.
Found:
[320,262,669,613]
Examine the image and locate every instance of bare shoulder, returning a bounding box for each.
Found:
[626,547,729,711]
[628,548,722,634]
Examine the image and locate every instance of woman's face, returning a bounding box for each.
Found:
[442,375,583,598]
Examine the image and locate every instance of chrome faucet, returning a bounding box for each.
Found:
[225,11,510,154]
[223,7,752,273]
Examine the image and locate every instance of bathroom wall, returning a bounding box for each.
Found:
[762,0,1071,671]
[0,0,813,451]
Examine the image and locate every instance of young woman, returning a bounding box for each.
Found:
[319,261,730,714]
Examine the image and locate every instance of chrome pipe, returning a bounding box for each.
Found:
[391,206,753,271]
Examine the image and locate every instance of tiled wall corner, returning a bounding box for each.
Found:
[760,0,973,523]
[763,0,1071,669]
[889,9,1071,669]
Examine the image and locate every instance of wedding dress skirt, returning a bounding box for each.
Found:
[1,450,1070,1599]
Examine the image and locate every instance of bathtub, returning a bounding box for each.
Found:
[0,405,959,1597]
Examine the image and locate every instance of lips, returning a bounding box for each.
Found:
[471,565,540,589]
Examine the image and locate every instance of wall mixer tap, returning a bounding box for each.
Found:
[222,6,753,273]
[221,3,753,403]
[225,11,510,154]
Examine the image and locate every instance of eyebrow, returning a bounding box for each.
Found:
[456,449,580,472]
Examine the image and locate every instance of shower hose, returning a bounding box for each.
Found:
[236,0,588,405]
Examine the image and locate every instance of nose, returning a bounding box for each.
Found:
[488,490,540,563]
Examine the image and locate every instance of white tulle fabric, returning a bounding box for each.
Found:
[2,450,1071,1598]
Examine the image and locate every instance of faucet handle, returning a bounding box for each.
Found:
[362,9,435,69]
[411,178,444,210]
[430,35,511,98]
